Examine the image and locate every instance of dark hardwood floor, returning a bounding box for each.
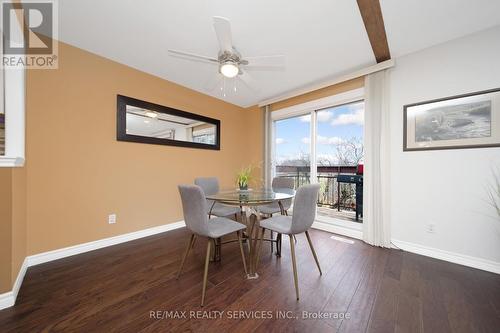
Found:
[1,227,499,332]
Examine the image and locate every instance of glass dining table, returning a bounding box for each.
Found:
[206,188,295,279]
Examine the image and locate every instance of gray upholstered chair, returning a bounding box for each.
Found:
[257,177,295,254]
[257,184,322,300]
[195,177,241,220]
[177,185,248,306]
[258,177,295,215]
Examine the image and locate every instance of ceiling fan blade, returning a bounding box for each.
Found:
[213,16,233,52]
[239,71,260,94]
[243,55,285,67]
[168,49,219,64]
[244,65,286,72]
[204,74,223,92]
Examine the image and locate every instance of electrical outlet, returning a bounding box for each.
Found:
[108,214,116,224]
[426,223,435,233]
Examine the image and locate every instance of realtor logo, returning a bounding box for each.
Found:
[1,0,58,69]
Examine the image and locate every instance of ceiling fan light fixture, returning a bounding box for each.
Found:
[220,61,239,78]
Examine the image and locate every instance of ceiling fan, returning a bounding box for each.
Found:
[168,16,285,96]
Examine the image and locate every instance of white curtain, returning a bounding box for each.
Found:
[263,105,272,188]
[363,70,391,247]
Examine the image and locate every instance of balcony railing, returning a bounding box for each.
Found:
[275,165,359,212]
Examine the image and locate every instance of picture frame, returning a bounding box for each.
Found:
[403,88,500,151]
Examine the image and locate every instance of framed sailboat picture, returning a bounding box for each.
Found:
[404,88,500,151]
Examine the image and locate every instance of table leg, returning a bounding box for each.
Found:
[278,200,285,215]
[246,214,254,252]
[246,212,261,279]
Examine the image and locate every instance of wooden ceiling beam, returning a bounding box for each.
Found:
[357,0,391,63]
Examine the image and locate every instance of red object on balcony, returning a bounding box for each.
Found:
[357,164,364,175]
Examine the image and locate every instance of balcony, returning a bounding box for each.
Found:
[276,165,363,223]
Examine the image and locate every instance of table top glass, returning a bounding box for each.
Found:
[206,188,295,205]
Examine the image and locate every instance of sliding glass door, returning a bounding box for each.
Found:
[274,114,311,186]
[271,93,364,226]
[315,102,364,223]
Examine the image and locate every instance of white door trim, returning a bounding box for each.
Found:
[271,88,365,120]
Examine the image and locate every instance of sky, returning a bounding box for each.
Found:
[275,102,364,164]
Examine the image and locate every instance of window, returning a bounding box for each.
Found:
[192,133,215,144]
[0,53,25,166]
[271,88,364,225]
[315,102,364,223]
[191,125,216,144]
[274,114,311,186]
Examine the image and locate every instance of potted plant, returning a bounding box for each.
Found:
[236,166,252,191]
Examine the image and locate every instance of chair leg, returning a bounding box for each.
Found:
[289,235,300,301]
[216,237,222,262]
[177,234,195,279]
[276,233,282,257]
[234,213,238,221]
[255,227,265,271]
[267,214,273,253]
[201,239,212,307]
[190,234,197,249]
[305,231,322,275]
[237,231,248,276]
[270,230,274,253]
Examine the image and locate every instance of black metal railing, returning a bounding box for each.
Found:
[275,168,358,211]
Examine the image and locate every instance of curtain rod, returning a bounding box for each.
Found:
[257,59,394,107]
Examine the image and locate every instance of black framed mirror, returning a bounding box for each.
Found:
[117,95,220,150]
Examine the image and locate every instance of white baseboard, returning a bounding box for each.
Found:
[0,291,14,310]
[0,221,185,310]
[27,221,185,266]
[392,239,500,275]
[310,225,500,275]
[312,221,363,240]
[0,257,28,310]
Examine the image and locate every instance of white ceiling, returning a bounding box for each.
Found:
[58,0,500,107]
[381,0,500,58]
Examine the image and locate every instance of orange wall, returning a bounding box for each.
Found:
[0,169,12,292]
[270,77,364,110]
[25,41,262,255]
[11,167,27,285]
[243,105,264,184]
[0,168,27,293]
